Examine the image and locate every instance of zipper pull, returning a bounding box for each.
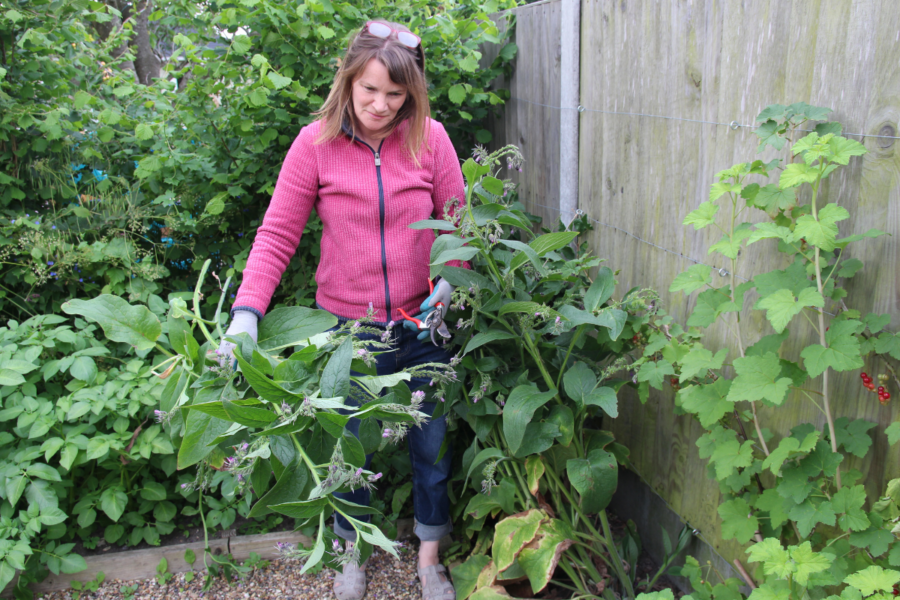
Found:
[374,152,381,167]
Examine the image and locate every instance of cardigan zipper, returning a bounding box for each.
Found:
[373,142,390,320]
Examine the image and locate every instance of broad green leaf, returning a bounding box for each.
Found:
[481,177,504,196]
[748,223,795,246]
[232,34,252,53]
[886,422,900,446]
[269,497,329,520]
[710,439,754,479]
[518,519,575,593]
[69,356,97,382]
[464,330,518,356]
[448,84,466,105]
[62,295,161,351]
[794,204,849,252]
[502,385,557,455]
[757,288,824,333]
[679,347,727,382]
[780,163,819,188]
[525,456,544,495]
[100,487,128,522]
[563,362,596,411]
[566,449,617,514]
[267,72,291,89]
[727,353,792,405]
[451,555,493,600]
[684,201,720,229]
[584,267,615,310]
[832,485,870,532]
[177,410,232,469]
[844,566,900,596]
[432,247,480,265]
[709,223,753,259]
[250,459,309,518]
[59,553,87,574]
[801,328,864,378]
[710,181,741,201]
[408,219,457,231]
[762,436,803,476]
[827,136,867,165]
[850,525,895,557]
[834,418,876,459]
[356,373,410,395]
[498,301,543,317]
[25,463,61,482]
[669,264,712,294]
[687,287,734,328]
[678,379,733,428]
[584,387,618,418]
[257,307,337,351]
[747,538,792,578]
[492,509,546,572]
[637,360,674,390]
[135,123,154,140]
[718,498,758,543]
[755,489,790,529]
[320,338,353,400]
[498,239,546,276]
[835,228,887,249]
[752,184,796,216]
[789,500,836,538]
[222,399,278,429]
[233,352,302,404]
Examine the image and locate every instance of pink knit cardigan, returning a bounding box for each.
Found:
[232,118,466,324]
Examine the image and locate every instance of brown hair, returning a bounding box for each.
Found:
[315,20,431,162]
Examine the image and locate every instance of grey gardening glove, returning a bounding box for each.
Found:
[217,310,258,367]
[403,279,454,342]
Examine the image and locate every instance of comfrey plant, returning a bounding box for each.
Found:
[62,258,430,579]
[416,146,672,599]
[632,103,900,600]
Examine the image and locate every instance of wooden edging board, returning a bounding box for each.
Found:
[2,529,313,598]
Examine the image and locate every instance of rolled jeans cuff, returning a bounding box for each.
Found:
[414,518,452,542]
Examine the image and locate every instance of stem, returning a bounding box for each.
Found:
[556,325,586,391]
[728,192,769,457]
[599,510,636,600]
[809,171,841,489]
[192,259,217,348]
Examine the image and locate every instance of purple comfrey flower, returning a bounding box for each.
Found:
[368,472,382,482]
[154,410,168,424]
[382,428,393,438]
[352,321,361,329]
[387,320,395,328]
[224,456,238,469]
[440,397,445,403]
[555,316,561,324]
[412,390,425,403]
[47,261,54,266]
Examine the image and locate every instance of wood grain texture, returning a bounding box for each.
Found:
[492,0,900,563]
[579,0,900,562]
[487,0,564,229]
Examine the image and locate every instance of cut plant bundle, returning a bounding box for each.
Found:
[63,259,455,586]
[417,146,676,599]
[633,103,900,599]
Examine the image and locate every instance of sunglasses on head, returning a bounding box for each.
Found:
[364,21,421,49]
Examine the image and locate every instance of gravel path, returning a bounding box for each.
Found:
[37,545,424,600]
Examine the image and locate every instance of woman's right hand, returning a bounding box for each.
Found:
[217,311,259,367]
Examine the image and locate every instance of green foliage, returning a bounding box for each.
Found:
[0,312,184,593]
[0,0,519,322]
[640,103,900,599]
[429,146,671,599]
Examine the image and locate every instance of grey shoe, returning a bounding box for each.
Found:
[333,559,368,600]
[418,564,455,600]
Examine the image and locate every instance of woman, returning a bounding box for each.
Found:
[220,19,464,600]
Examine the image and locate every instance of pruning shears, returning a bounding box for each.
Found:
[399,279,452,346]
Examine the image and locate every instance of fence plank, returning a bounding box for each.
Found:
[494,0,900,563]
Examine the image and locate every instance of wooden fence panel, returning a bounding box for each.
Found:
[486,0,563,229]
[489,0,900,562]
[577,0,900,561]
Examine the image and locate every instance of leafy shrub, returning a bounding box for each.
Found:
[0,311,177,593]
[0,0,519,321]
[635,103,900,599]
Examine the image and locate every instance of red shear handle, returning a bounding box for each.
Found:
[399,308,427,330]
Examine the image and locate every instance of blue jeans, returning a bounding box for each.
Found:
[331,320,453,543]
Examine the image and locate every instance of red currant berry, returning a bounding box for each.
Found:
[861,372,868,379]
[885,392,892,400]
[879,386,885,393]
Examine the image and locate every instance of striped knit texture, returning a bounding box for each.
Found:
[233,118,467,323]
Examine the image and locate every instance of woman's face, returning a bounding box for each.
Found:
[351,58,408,144]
